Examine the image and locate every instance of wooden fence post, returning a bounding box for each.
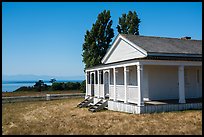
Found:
[46,94,51,101]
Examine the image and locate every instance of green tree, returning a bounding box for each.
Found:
[34,80,45,92]
[82,10,114,70]
[117,11,141,35]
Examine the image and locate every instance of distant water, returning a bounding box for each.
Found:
[2,80,83,92]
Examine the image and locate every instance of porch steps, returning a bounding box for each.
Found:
[88,99,108,112]
[77,96,93,108]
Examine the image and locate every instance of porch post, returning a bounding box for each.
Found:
[94,71,97,97]
[103,70,105,98]
[97,70,100,98]
[94,71,96,84]
[85,71,88,96]
[178,66,186,103]
[137,64,144,106]
[124,66,129,103]
[113,67,116,101]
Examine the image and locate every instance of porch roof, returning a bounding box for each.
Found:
[86,57,201,71]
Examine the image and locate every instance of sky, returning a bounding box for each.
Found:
[2,2,202,79]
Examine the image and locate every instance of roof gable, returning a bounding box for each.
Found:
[102,35,147,64]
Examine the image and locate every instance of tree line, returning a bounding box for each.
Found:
[14,80,86,93]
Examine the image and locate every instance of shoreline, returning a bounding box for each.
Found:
[2,80,84,92]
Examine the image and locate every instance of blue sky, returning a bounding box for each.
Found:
[2,2,202,79]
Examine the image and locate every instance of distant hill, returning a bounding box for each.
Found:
[2,74,85,81]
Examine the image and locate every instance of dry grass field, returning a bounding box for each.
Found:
[2,98,202,135]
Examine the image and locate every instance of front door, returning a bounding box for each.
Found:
[104,71,109,98]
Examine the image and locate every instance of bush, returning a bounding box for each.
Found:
[67,82,80,90]
[63,82,74,90]
[80,80,86,93]
[14,80,84,92]
[14,86,33,92]
[51,82,64,91]
[51,82,82,91]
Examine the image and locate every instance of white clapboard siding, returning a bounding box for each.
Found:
[108,100,140,114]
[107,99,202,114]
[141,103,202,114]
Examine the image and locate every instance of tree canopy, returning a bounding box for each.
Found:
[33,80,48,92]
[82,10,114,70]
[116,11,141,35]
[50,78,56,83]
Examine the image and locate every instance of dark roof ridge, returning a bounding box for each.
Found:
[120,34,202,41]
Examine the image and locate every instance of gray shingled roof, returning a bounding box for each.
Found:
[121,34,202,55]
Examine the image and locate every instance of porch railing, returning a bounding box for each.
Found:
[87,84,138,104]
[99,84,104,98]
[127,85,138,104]
[87,84,91,96]
[94,84,99,97]
[109,85,114,99]
[116,85,125,101]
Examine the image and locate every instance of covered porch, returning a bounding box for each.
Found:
[86,63,144,106]
[85,59,202,107]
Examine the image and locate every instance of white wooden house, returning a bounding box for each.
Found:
[80,34,202,114]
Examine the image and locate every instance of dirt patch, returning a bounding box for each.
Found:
[2,98,202,135]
